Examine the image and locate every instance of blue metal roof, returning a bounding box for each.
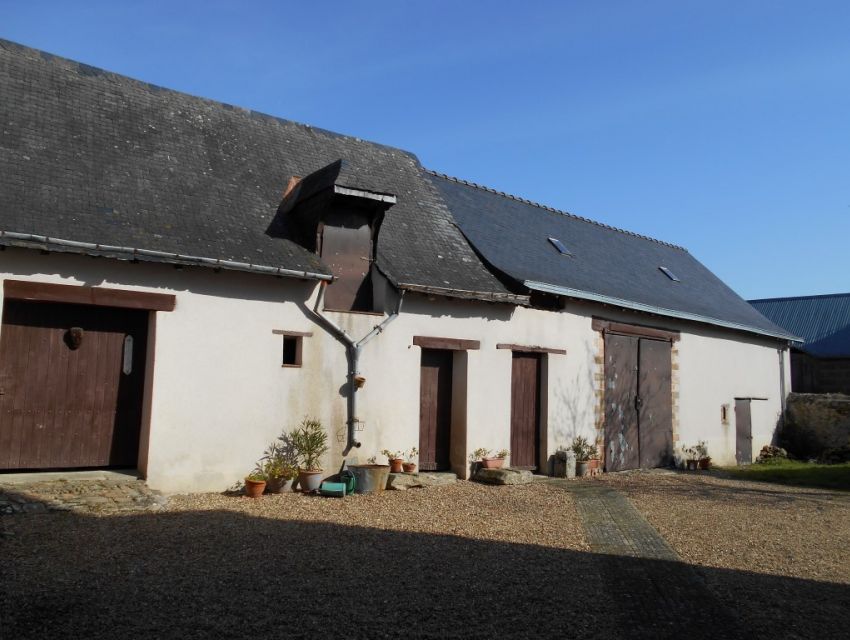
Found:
[429,171,797,341]
[748,294,850,357]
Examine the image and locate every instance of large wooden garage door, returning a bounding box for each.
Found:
[0,300,148,470]
[418,349,453,471]
[604,334,672,471]
[510,352,541,469]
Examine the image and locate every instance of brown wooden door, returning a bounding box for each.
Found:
[604,334,673,471]
[510,352,541,469]
[637,338,673,468]
[418,349,453,471]
[0,300,148,470]
[604,334,640,471]
[735,399,752,464]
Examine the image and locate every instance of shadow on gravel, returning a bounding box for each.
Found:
[2,500,848,640]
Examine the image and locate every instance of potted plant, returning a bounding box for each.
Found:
[266,459,298,493]
[290,417,329,493]
[244,471,267,498]
[483,448,509,469]
[256,440,298,493]
[681,444,699,470]
[571,436,598,477]
[382,449,405,473]
[695,441,710,470]
[403,447,418,473]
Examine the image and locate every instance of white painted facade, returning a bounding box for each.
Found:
[0,248,788,492]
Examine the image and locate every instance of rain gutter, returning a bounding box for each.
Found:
[308,282,405,455]
[524,280,801,342]
[0,230,333,281]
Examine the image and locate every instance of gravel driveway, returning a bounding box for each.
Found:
[3,475,848,639]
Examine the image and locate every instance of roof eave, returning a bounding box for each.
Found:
[398,282,529,305]
[524,280,801,342]
[0,231,333,282]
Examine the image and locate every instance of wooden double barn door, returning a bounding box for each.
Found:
[604,334,672,471]
[0,300,148,470]
[510,352,542,469]
[419,349,453,471]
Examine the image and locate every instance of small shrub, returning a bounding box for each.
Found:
[780,394,850,459]
[820,443,850,465]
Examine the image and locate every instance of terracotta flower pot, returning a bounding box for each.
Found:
[698,458,711,470]
[402,462,417,473]
[389,458,404,473]
[244,478,266,498]
[482,458,505,469]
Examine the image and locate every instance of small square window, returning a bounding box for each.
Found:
[282,335,302,367]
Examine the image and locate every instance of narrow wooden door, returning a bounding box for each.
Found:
[510,352,541,469]
[735,399,753,464]
[637,338,673,468]
[604,333,640,471]
[418,349,453,471]
[0,300,148,470]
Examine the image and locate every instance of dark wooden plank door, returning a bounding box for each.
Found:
[735,399,753,464]
[637,338,673,468]
[604,333,640,471]
[510,352,541,469]
[0,300,148,470]
[319,211,373,312]
[418,349,453,471]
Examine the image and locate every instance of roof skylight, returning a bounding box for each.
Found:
[659,266,680,282]
[548,237,572,256]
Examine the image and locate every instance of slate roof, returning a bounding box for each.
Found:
[749,294,850,357]
[429,171,796,340]
[0,39,520,302]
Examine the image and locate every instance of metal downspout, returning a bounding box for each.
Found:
[309,283,405,455]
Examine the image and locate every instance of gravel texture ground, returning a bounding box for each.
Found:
[3,475,849,639]
[597,470,850,639]
[2,482,613,639]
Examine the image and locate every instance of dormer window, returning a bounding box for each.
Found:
[276,160,397,313]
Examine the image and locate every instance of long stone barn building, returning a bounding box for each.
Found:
[0,39,796,492]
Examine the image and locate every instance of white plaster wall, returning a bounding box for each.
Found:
[1,248,788,490]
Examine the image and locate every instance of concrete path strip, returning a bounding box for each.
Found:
[560,480,746,639]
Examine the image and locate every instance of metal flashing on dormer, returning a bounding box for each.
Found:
[333,185,397,204]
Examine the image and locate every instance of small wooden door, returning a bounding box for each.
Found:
[0,300,148,470]
[419,349,453,471]
[604,334,640,471]
[510,352,541,469]
[638,338,673,468]
[735,399,753,464]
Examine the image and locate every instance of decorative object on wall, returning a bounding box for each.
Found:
[65,326,84,350]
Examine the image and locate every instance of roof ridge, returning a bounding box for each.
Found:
[0,37,416,160]
[749,293,850,303]
[426,169,687,251]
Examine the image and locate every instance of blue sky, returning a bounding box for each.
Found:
[3,1,848,299]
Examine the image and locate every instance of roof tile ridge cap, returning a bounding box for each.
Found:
[2,37,415,158]
[426,169,687,252]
